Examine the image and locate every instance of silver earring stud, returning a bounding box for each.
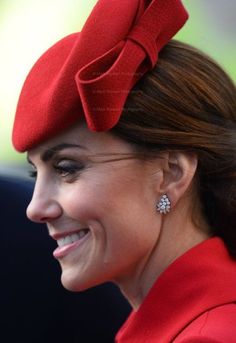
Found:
[156,194,171,214]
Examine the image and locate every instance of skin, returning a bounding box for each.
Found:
[27,123,210,309]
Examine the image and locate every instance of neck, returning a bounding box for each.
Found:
[116,211,210,310]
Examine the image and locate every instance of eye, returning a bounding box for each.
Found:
[54,159,85,179]
[28,165,37,179]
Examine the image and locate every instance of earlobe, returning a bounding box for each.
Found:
[159,152,198,209]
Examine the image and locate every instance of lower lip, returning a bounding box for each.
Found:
[53,232,91,259]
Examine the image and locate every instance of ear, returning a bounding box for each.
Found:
[159,151,198,208]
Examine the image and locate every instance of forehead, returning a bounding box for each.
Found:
[27,123,133,159]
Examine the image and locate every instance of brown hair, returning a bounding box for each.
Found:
[112,40,236,257]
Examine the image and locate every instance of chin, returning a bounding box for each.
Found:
[60,273,103,292]
[61,275,87,292]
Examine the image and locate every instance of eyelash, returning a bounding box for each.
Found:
[28,161,85,180]
[54,163,83,177]
[28,170,37,178]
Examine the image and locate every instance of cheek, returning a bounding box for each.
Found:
[57,174,162,286]
[58,165,159,243]
[59,180,116,221]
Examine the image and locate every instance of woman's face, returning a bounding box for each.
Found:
[27,124,163,292]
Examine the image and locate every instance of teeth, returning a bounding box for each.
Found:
[64,236,72,245]
[71,233,80,243]
[78,230,88,239]
[57,230,89,247]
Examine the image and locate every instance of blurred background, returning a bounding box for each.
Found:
[1,0,236,178]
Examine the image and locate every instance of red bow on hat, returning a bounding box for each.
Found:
[12,0,188,152]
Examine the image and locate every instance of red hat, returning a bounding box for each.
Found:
[12,0,188,152]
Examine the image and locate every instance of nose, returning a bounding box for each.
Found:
[27,180,62,223]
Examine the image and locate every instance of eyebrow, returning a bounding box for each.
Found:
[27,143,87,164]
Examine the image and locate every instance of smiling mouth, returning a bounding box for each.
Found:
[57,229,90,248]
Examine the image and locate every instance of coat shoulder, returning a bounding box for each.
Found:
[174,303,236,343]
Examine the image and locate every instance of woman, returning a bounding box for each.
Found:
[12,0,236,342]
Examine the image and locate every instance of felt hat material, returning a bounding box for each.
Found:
[12,0,188,152]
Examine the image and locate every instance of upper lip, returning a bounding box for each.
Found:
[49,228,89,241]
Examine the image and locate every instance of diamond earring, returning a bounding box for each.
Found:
[156,194,171,214]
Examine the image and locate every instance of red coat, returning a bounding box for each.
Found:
[116,237,236,342]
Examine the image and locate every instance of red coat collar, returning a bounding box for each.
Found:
[116,237,236,342]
